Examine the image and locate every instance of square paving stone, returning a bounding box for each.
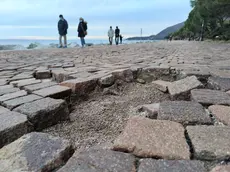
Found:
[14,97,69,130]
[0,85,13,90]
[10,78,42,88]
[187,126,230,161]
[209,105,230,126]
[168,76,203,99]
[191,89,230,106]
[0,111,30,148]
[8,73,33,82]
[0,106,9,114]
[138,159,206,172]
[158,101,212,125]
[60,77,98,94]
[35,70,51,79]
[2,94,43,110]
[0,79,7,86]
[58,149,136,172]
[0,90,27,103]
[0,87,20,96]
[23,81,57,93]
[140,103,160,119]
[0,132,74,172]
[113,116,190,159]
[210,165,230,172]
[33,85,71,99]
[152,80,172,92]
[208,76,230,91]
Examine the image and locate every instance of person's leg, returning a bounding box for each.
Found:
[82,37,86,46]
[64,35,67,47]
[59,35,63,47]
[80,37,84,47]
[109,37,111,45]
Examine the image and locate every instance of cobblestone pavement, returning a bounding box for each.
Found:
[1,41,230,172]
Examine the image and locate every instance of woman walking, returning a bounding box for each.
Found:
[78,17,88,47]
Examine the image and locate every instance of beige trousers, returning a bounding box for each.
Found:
[59,35,67,46]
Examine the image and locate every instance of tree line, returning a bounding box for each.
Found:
[172,0,230,41]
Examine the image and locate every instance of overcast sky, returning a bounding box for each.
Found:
[0,0,191,40]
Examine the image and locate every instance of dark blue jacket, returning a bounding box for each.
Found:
[78,22,87,38]
[58,19,68,36]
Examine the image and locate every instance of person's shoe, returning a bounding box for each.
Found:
[63,46,67,48]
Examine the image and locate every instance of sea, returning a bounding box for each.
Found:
[0,39,154,47]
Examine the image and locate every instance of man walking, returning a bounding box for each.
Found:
[58,14,68,48]
[115,26,120,45]
[108,26,114,45]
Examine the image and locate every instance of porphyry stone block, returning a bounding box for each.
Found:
[207,76,230,91]
[191,89,230,106]
[152,80,172,92]
[113,116,190,159]
[14,97,69,130]
[0,132,74,172]
[158,101,212,125]
[2,94,42,110]
[57,149,136,172]
[23,81,57,93]
[0,90,27,103]
[138,159,206,172]
[187,126,230,161]
[168,76,202,99]
[0,111,30,148]
[33,85,71,99]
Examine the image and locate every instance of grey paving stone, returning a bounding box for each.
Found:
[152,80,172,92]
[158,101,212,125]
[0,85,13,90]
[57,149,136,172]
[0,79,7,86]
[138,159,206,172]
[60,76,98,94]
[168,76,203,99]
[0,106,9,114]
[207,76,230,91]
[191,89,230,106]
[113,116,190,159]
[0,87,20,96]
[209,105,230,126]
[14,97,69,130]
[11,78,42,88]
[23,81,57,93]
[0,90,27,103]
[98,74,115,87]
[33,85,71,99]
[0,111,30,148]
[140,103,160,119]
[2,94,43,110]
[8,73,33,82]
[112,69,134,82]
[35,70,51,79]
[0,132,74,172]
[187,126,230,161]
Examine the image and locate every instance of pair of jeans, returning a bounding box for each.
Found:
[109,37,113,45]
[115,37,119,45]
[59,35,67,47]
[80,37,85,47]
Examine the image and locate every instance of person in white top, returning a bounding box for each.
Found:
[108,26,114,45]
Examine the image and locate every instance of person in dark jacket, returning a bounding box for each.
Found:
[58,14,68,48]
[115,26,120,45]
[78,17,88,47]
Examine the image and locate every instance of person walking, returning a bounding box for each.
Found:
[115,26,120,45]
[58,14,68,48]
[120,35,123,44]
[108,26,114,45]
[78,17,88,47]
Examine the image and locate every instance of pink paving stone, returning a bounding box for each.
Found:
[209,105,230,126]
[113,116,190,159]
[210,165,230,172]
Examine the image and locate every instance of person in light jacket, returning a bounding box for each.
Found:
[78,17,88,47]
[108,26,114,45]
